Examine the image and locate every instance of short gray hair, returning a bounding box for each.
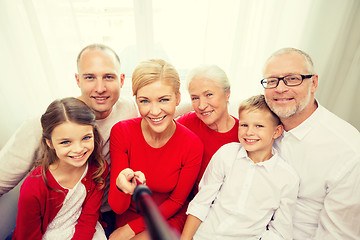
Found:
[264,47,315,74]
[187,64,230,92]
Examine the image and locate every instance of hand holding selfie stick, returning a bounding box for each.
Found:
[132,180,180,240]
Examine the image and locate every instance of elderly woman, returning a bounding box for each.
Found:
[177,65,239,192]
[108,59,203,240]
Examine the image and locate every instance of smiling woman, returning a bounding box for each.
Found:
[108,59,204,239]
[1,0,360,238]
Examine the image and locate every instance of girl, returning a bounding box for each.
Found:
[108,59,204,240]
[12,97,108,240]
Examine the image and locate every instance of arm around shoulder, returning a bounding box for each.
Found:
[0,116,42,196]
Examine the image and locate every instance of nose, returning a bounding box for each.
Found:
[150,102,161,116]
[198,98,208,110]
[95,79,106,93]
[72,141,83,153]
[275,79,288,93]
[246,126,255,135]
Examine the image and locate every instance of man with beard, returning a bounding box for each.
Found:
[261,48,360,239]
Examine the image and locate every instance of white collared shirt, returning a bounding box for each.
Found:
[187,142,299,240]
[275,103,360,239]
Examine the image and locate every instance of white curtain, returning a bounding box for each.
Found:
[0,1,359,236]
[1,0,359,150]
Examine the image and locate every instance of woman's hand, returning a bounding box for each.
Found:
[109,224,135,240]
[116,168,146,195]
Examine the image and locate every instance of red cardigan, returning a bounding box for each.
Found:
[109,118,203,234]
[12,162,108,240]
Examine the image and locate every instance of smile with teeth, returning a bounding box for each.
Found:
[275,98,293,102]
[244,139,258,143]
[200,110,213,116]
[150,116,166,122]
[70,152,87,159]
[92,96,109,101]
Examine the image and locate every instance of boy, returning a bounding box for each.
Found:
[181,94,299,240]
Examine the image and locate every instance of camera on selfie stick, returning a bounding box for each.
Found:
[132,184,180,240]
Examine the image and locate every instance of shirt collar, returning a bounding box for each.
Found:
[284,99,321,141]
[237,145,280,172]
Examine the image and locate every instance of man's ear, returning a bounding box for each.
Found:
[120,73,125,88]
[311,74,318,94]
[45,139,54,149]
[273,124,284,140]
[75,73,80,87]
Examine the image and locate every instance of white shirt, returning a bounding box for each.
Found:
[187,142,299,240]
[42,164,106,240]
[275,103,360,240]
[0,97,138,213]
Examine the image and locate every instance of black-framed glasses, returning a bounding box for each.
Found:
[260,74,314,89]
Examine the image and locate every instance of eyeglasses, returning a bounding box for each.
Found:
[260,74,314,89]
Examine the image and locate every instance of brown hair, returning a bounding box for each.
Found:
[238,94,281,125]
[38,97,106,190]
[132,59,180,96]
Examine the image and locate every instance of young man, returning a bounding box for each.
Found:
[261,48,360,239]
[0,44,139,237]
[182,95,299,240]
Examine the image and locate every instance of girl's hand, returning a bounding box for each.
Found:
[109,224,135,240]
[116,168,146,195]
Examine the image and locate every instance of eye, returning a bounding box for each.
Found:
[160,98,170,102]
[139,99,149,104]
[240,124,248,127]
[191,96,199,101]
[206,93,213,97]
[83,135,92,141]
[256,125,264,128]
[84,75,94,80]
[267,79,278,85]
[104,75,115,81]
[60,140,70,145]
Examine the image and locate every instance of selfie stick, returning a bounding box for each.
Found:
[132,184,180,240]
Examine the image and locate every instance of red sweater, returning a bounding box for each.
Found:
[109,118,203,234]
[12,163,108,240]
[176,112,239,190]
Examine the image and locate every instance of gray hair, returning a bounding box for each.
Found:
[264,47,315,74]
[187,64,230,92]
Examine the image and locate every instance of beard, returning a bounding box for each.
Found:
[266,84,313,119]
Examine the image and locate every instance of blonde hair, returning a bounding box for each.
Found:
[238,94,281,125]
[132,59,180,96]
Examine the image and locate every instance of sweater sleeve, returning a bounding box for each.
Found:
[13,176,44,240]
[0,117,42,196]
[128,127,203,234]
[72,163,109,240]
[156,137,203,218]
[108,122,132,214]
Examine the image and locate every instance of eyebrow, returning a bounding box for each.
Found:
[137,94,172,99]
